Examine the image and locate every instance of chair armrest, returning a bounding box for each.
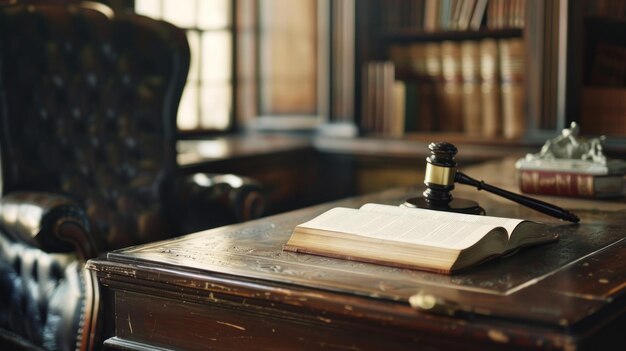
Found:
[0,192,102,350]
[171,173,266,233]
[0,192,99,260]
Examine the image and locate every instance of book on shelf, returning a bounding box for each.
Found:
[487,0,526,29]
[423,0,439,32]
[379,0,526,36]
[425,43,444,131]
[457,0,477,30]
[461,40,482,135]
[381,0,523,33]
[361,61,406,136]
[403,81,419,133]
[499,38,525,138]
[438,0,454,30]
[386,35,525,137]
[408,43,436,132]
[516,158,626,198]
[440,41,464,132]
[480,38,502,136]
[283,203,558,274]
[361,61,391,134]
[392,80,406,137]
[469,0,489,30]
[450,0,464,30]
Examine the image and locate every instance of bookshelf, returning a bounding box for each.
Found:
[579,1,626,138]
[355,0,529,141]
[352,0,626,150]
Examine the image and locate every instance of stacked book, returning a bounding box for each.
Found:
[515,158,626,198]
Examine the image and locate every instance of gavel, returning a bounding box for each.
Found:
[405,142,580,223]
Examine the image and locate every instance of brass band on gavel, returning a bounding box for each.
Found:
[424,163,456,187]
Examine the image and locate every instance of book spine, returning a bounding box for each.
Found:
[391,80,406,137]
[408,43,435,132]
[440,41,464,132]
[480,38,502,137]
[461,41,482,136]
[518,170,596,197]
[425,43,442,131]
[499,38,525,139]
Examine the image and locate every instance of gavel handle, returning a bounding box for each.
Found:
[455,171,580,223]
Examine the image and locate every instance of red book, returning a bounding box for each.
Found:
[518,169,624,198]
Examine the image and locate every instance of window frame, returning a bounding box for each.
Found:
[129,0,341,137]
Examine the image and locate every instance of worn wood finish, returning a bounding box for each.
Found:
[88,158,626,350]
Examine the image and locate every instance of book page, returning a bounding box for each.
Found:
[297,207,506,251]
[360,203,524,238]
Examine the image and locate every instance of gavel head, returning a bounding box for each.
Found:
[404,141,484,215]
[423,142,458,206]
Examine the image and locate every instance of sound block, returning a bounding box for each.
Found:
[403,196,486,215]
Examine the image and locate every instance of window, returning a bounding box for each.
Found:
[135,0,349,133]
[135,0,233,132]
[237,0,331,131]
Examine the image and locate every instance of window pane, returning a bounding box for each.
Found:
[200,84,231,129]
[201,31,231,83]
[197,0,230,29]
[178,85,198,130]
[136,0,234,132]
[163,0,196,28]
[186,30,201,82]
[135,0,161,19]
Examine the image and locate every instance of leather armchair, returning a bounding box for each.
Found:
[0,2,265,350]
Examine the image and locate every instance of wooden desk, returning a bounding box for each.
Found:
[87,157,626,350]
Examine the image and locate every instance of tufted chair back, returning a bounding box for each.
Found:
[0,2,264,350]
[0,2,188,251]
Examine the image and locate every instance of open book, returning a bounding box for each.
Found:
[283,203,558,274]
